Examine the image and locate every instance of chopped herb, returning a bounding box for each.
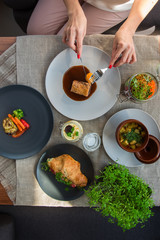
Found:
[55,172,72,186]
[75,131,79,136]
[41,162,50,171]
[122,128,142,144]
[71,127,74,133]
[67,132,72,137]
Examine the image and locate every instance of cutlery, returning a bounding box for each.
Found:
[87,67,109,84]
[79,57,87,77]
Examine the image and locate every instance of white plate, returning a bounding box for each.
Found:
[102,108,160,167]
[45,45,121,121]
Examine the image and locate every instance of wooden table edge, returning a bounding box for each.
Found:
[0,37,16,55]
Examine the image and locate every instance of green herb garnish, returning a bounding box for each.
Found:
[71,127,74,133]
[41,161,50,171]
[12,109,24,119]
[67,132,72,137]
[85,164,154,231]
[55,172,72,186]
[122,128,142,143]
[75,131,79,136]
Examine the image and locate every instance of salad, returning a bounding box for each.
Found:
[130,73,156,100]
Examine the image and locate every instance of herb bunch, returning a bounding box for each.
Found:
[85,164,154,231]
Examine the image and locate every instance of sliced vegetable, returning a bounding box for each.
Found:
[8,114,23,132]
[12,129,26,138]
[12,109,24,119]
[2,117,18,134]
[20,119,30,129]
[15,117,26,129]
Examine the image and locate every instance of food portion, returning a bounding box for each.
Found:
[85,72,94,84]
[63,65,97,101]
[2,109,30,138]
[3,117,18,134]
[130,73,157,100]
[43,154,88,188]
[70,80,91,97]
[119,122,146,150]
[61,120,83,142]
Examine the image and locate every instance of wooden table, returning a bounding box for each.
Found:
[0,37,16,205]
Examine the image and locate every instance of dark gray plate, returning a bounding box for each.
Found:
[0,85,53,159]
[36,144,94,201]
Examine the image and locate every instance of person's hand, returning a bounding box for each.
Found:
[62,8,87,58]
[109,29,137,68]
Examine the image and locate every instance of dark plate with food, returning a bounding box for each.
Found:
[0,85,53,159]
[36,144,94,201]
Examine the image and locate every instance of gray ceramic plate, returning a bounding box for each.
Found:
[36,144,94,201]
[45,45,121,120]
[102,108,160,167]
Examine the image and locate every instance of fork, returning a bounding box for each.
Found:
[88,67,108,84]
[79,57,87,77]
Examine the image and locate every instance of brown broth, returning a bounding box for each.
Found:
[63,65,97,101]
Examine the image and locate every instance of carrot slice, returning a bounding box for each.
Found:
[8,114,23,132]
[14,117,26,129]
[12,129,26,138]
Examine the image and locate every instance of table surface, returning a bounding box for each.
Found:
[0,37,16,205]
[0,35,160,206]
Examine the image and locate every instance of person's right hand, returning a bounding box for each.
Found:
[109,28,137,68]
[62,8,87,59]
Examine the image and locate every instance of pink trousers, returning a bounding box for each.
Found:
[27,0,130,35]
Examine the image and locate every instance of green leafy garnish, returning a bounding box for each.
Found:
[85,164,154,231]
[71,127,74,133]
[12,109,24,119]
[67,132,72,137]
[41,161,50,171]
[75,131,79,136]
[55,172,72,186]
[122,128,142,143]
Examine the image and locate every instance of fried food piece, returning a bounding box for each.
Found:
[70,80,91,97]
[3,117,18,134]
[47,154,88,187]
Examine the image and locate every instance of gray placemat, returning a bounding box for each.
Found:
[15,35,160,206]
[0,43,17,204]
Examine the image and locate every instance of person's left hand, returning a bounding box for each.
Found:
[109,29,137,68]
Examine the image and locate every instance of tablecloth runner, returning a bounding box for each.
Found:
[0,43,17,204]
[6,35,160,206]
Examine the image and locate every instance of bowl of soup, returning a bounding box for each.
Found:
[116,119,149,153]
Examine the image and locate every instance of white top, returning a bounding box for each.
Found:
[84,0,134,12]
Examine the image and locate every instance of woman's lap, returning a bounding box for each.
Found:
[27,0,130,35]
